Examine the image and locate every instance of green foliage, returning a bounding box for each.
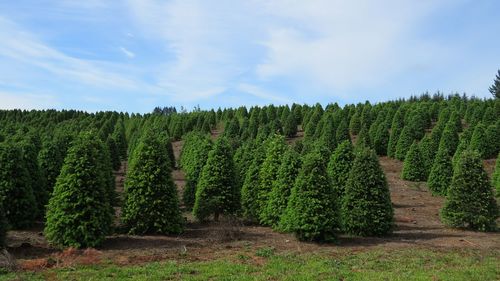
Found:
[349,111,361,135]
[438,119,459,157]
[485,123,500,158]
[0,203,6,249]
[283,111,298,137]
[0,143,37,229]
[327,140,354,198]
[493,152,500,197]
[395,126,414,160]
[107,136,121,171]
[280,149,339,241]
[335,119,351,145]
[428,148,453,196]
[241,142,267,222]
[419,134,436,175]
[45,132,113,248]
[262,148,301,229]
[112,118,127,160]
[468,123,488,159]
[342,147,394,236]
[180,132,212,209]
[193,137,239,221]
[257,135,288,225]
[489,69,500,99]
[38,134,71,194]
[373,122,389,155]
[441,150,498,231]
[122,130,183,235]
[356,125,371,148]
[452,127,472,168]
[387,108,404,158]
[401,142,427,181]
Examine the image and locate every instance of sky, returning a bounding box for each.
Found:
[0,0,498,113]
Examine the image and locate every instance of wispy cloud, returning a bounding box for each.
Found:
[119,46,135,58]
[238,83,292,104]
[0,90,60,110]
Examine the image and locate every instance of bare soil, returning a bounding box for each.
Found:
[6,131,500,271]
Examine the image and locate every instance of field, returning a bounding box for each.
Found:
[3,129,499,280]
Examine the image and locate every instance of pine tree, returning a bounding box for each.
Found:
[441,150,498,231]
[489,69,500,99]
[241,142,267,222]
[283,112,298,138]
[112,118,127,160]
[349,112,361,135]
[107,136,121,171]
[280,149,339,241]
[438,119,459,157]
[193,137,239,221]
[428,147,453,196]
[356,125,371,148]
[45,132,113,248]
[0,143,37,229]
[468,123,487,159]
[257,135,287,224]
[373,122,389,156]
[452,127,472,168]
[401,141,427,181]
[395,126,414,160]
[493,152,500,197]
[122,130,183,235]
[387,108,404,158]
[335,119,351,144]
[263,148,301,229]
[327,140,354,198]
[419,134,436,175]
[342,147,394,236]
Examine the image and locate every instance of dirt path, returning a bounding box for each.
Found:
[6,131,499,270]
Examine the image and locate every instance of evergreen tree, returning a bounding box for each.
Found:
[45,132,113,248]
[112,118,127,160]
[373,122,389,156]
[485,123,500,158]
[342,147,394,236]
[193,137,239,221]
[419,134,436,175]
[327,140,354,198]
[0,143,37,229]
[428,147,453,196]
[438,119,459,157]
[257,135,287,224]
[493,152,500,197]
[452,127,472,168]
[401,141,427,181]
[441,150,498,231]
[263,148,301,229]
[356,125,371,148]
[122,130,183,235]
[468,123,488,159]
[387,108,404,158]
[107,136,121,171]
[335,119,350,144]
[283,112,298,138]
[489,69,500,99]
[319,118,337,152]
[280,149,339,241]
[349,111,361,135]
[395,126,414,160]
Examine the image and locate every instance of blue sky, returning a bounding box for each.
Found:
[0,0,498,113]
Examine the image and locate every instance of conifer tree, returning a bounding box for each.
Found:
[452,127,472,168]
[428,147,453,196]
[257,135,287,224]
[241,145,266,221]
[45,132,113,248]
[327,140,354,198]
[342,147,394,236]
[319,118,337,152]
[387,108,404,158]
[401,141,427,181]
[335,119,351,144]
[112,118,127,160]
[280,149,338,241]
[419,135,435,175]
[489,69,500,99]
[441,150,498,231]
[283,112,298,138]
[493,152,500,196]
[468,123,487,159]
[263,148,301,229]
[193,137,239,221]
[395,126,414,160]
[438,119,459,157]
[122,130,183,234]
[0,143,37,229]
[349,111,361,135]
[373,122,389,156]
[107,136,121,171]
[356,125,371,148]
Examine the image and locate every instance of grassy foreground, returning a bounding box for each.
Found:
[1,248,498,281]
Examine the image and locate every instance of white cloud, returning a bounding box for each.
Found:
[238,83,292,104]
[255,1,447,93]
[0,17,143,90]
[119,46,135,58]
[0,91,60,110]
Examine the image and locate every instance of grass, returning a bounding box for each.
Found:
[1,248,498,281]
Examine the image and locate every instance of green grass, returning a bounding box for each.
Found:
[1,248,498,281]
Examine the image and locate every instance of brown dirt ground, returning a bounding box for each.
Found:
[6,131,500,271]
